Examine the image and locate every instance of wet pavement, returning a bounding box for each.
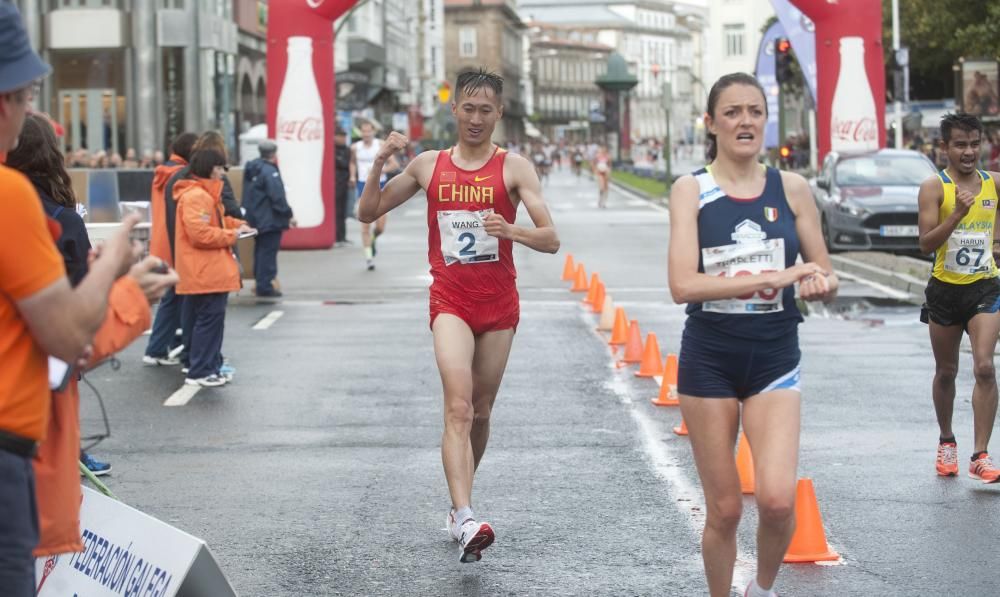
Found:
[80,168,1000,596]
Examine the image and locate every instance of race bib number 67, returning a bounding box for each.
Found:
[944,230,991,275]
[438,209,500,265]
[702,239,785,314]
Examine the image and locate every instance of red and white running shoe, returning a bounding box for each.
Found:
[457,519,495,563]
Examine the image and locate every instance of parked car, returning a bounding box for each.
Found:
[811,149,937,252]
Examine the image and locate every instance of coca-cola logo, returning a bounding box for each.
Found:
[832,117,877,143]
[277,117,324,142]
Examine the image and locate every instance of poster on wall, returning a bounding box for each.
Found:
[961,59,1000,119]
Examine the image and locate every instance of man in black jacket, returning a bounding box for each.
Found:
[242,140,295,297]
[334,127,351,246]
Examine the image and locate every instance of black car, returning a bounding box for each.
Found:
[811,149,936,252]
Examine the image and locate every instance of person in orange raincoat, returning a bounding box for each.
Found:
[173,148,254,387]
[143,132,198,366]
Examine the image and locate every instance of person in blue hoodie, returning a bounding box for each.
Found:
[242,140,295,297]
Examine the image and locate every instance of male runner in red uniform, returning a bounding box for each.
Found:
[357,69,559,563]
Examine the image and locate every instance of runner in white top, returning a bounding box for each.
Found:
[350,122,400,270]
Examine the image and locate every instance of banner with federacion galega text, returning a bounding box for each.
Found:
[35,487,235,597]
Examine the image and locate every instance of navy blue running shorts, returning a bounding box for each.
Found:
[677,317,801,400]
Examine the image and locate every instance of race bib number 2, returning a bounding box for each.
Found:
[702,239,785,314]
[438,209,500,265]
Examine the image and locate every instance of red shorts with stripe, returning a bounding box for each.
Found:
[429,282,519,335]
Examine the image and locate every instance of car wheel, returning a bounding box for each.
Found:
[821,214,841,253]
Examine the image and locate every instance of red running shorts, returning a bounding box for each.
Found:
[429,283,519,335]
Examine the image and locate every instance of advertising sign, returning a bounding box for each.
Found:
[961,59,1000,118]
[267,0,357,248]
[36,487,234,597]
[790,0,886,161]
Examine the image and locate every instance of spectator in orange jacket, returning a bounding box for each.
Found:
[143,132,197,368]
[0,5,146,591]
[6,114,177,556]
[174,149,254,387]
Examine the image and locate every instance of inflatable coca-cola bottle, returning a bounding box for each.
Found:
[830,37,878,153]
[276,36,325,227]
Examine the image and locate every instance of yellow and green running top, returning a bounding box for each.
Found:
[932,169,999,285]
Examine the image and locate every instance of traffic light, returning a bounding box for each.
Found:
[775,38,793,84]
[437,81,451,104]
[779,145,792,159]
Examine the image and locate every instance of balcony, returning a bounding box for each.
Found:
[347,38,386,70]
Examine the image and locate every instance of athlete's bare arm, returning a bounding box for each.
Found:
[348,145,357,184]
[357,132,433,223]
[918,175,972,254]
[667,174,825,305]
[493,152,559,254]
[782,171,838,302]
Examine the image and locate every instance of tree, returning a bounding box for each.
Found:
[883,0,1000,100]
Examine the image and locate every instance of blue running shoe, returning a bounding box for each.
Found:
[219,363,235,382]
[80,453,112,477]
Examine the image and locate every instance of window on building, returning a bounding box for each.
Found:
[460,27,477,58]
[724,24,745,57]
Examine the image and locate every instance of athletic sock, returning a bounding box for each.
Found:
[746,579,777,597]
[454,506,475,527]
[972,451,988,462]
[364,246,373,260]
[939,436,956,445]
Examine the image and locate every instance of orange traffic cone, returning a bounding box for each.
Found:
[736,433,755,495]
[651,354,680,406]
[617,320,643,366]
[582,274,601,304]
[590,282,606,314]
[673,418,688,436]
[635,333,664,378]
[596,295,615,331]
[571,264,589,292]
[608,307,629,347]
[783,478,840,563]
[561,253,575,281]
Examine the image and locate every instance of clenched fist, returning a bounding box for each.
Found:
[955,188,976,216]
[378,131,408,161]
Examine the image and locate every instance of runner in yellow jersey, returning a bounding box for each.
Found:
[917,113,1000,483]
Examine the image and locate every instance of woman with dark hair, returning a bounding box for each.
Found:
[667,73,838,597]
[6,113,115,475]
[6,113,178,557]
[173,149,254,387]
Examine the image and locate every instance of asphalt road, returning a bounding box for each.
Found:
[80,167,1000,596]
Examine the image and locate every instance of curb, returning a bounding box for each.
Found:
[609,180,668,208]
[830,254,927,304]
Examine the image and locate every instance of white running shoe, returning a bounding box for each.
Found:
[457,519,494,563]
[446,509,461,542]
[143,355,180,366]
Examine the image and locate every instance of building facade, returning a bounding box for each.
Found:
[519,0,706,145]
[443,0,527,143]
[704,0,774,84]
[334,0,419,133]
[528,23,612,142]
[15,0,241,158]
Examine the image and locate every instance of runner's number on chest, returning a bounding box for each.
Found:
[438,209,500,265]
[701,239,785,314]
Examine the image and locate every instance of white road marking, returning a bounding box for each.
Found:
[835,270,913,301]
[163,384,200,407]
[252,310,284,330]
[611,183,670,217]
[579,309,754,590]
[404,209,424,217]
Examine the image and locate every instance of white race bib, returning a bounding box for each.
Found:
[702,239,785,314]
[438,209,499,265]
[944,230,991,275]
